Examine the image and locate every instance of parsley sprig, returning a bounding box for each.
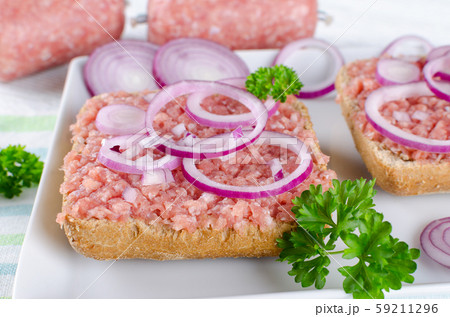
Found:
[0,145,44,198]
[277,179,420,299]
[245,65,303,103]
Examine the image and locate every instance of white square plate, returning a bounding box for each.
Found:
[13,47,450,298]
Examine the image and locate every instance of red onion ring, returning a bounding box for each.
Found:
[84,40,160,96]
[268,159,284,182]
[444,228,450,245]
[218,77,248,87]
[145,80,268,159]
[420,217,450,268]
[181,131,312,199]
[426,45,450,62]
[184,76,280,130]
[272,38,345,99]
[178,132,197,147]
[179,77,279,130]
[436,71,450,82]
[219,77,280,118]
[142,168,175,185]
[185,89,279,129]
[231,126,244,139]
[423,55,450,102]
[95,104,146,136]
[375,59,421,86]
[144,92,157,103]
[97,135,181,174]
[380,35,433,61]
[152,38,250,86]
[365,81,450,153]
[185,90,254,129]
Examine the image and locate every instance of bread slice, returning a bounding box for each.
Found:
[63,215,296,260]
[335,64,450,196]
[59,94,333,260]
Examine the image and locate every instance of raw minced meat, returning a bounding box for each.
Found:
[147,0,317,49]
[58,91,336,233]
[338,58,450,163]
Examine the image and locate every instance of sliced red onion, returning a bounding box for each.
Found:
[218,77,247,88]
[98,134,146,174]
[84,40,160,96]
[423,55,450,102]
[268,159,284,182]
[142,168,175,185]
[272,38,345,99]
[445,228,450,245]
[436,71,450,82]
[265,100,280,118]
[392,111,411,123]
[171,123,187,138]
[430,223,450,255]
[95,104,146,136]
[218,151,237,163]
[365,82,450,153]
[376,59,421,86]
[420,217,450,268]
[152,38,250,86]
[97,135,182,174]
[380,35,433,61]
[122,186,138,204]
[426,45,450,61]
[412,110,429,121]
[178,132,197,147]
[144,92,157,102]
[185,77,279,129]
[184,90,252,129]
[182,131,312,199]
[146,80,268,159]
[231,126,244,139]
[219,77,280,118]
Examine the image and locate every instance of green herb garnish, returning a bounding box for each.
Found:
[245,65,303,102]
[0,145,44,198]
[277,178,420,299]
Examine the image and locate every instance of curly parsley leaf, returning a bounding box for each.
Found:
[277,178,420,299]
[0,145,44,198]
[245,65,303,102]
[278,228,331,289]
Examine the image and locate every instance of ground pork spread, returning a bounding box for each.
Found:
[338,58,450,163]
[58,92,336,233]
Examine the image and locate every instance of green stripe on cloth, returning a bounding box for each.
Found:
[0,115,56,132]
[0,297,11,299]
[0,234,25,246]
[0,263,17,275]
[0,205,33,217]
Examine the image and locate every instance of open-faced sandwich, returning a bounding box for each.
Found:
[57,72,336,260]
[335,36,450,195]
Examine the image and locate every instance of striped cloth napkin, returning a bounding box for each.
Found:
[0,64,67,299]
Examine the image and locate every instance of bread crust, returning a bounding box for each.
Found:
[63,215,296,260]
[335,65,450,196]
[61,97,330,260]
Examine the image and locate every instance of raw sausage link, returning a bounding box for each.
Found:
[0,0,125,82]
[147,0,318,50]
